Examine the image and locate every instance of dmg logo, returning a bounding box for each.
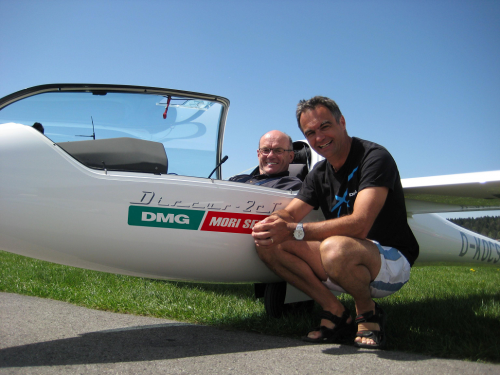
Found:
[141,212,190,224]
[128,206,204,230]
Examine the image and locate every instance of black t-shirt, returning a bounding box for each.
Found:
[230,170,302,190]
[296,137,419,265]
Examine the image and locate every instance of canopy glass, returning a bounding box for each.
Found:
[0,85,229,178]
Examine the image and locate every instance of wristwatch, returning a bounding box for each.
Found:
[293,223,304,240]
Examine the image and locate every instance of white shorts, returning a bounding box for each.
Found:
[322,240,411,298]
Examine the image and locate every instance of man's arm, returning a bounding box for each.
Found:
[252,186,388,246]
[303,186,388,240]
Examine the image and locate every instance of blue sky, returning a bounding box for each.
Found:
[1,0,499,218]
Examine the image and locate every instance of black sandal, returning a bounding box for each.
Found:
[301,308,353,343]
[354,302,387,349]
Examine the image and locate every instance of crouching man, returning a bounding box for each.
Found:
[251,97,419,349]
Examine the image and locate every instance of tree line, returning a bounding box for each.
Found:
[448,215,500,240]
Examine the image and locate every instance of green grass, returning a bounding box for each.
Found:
[1,250,499,363]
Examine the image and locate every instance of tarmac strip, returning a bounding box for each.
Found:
[0,292,497,374]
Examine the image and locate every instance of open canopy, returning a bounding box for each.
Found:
[0,84,230,179]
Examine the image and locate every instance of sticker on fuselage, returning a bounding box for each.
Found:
[128,206,205,230]
[200,212,268,234]
[128,205,268,234]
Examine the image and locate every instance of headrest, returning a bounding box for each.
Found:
[292,141,311,166]
[288,164,308,181]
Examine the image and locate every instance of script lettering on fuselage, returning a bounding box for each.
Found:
[130,191,283,214]
[459,231,500,263]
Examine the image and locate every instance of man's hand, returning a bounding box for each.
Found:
[251,198,314,247]
[251,214,294,247]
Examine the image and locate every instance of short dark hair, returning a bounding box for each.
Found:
[296,96,342,132]
[32,122,44,134]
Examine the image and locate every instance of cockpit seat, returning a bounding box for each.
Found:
[288,163,308,181]
[57,137,168,174]
[289,141,311,181]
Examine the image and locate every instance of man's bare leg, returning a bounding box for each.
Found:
[255,240,351,339]
[319,236,382,346]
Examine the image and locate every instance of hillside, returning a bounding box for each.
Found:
[447,216,500,240]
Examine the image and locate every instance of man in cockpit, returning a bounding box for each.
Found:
[229,130,302,190]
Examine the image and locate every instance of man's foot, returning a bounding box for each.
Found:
[353,302,386,349]
[301,308,354,343]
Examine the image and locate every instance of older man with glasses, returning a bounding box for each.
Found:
[229,130,302,190]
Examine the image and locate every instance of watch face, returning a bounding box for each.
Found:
[294,230,304,240]
[294,225,304,240]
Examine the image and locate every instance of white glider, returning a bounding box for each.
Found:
[1,84,498,315]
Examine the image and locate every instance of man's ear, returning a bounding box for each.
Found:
[339,115,346,129]
[289,150,295,163]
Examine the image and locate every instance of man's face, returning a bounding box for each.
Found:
[257,132,294,175]
[299,105,348,161]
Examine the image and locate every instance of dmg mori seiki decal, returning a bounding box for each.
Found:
[128,205,269,234]
[200,212,269,234]
[128,206,205,230]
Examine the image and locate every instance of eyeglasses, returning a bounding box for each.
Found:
[258,148,293,156]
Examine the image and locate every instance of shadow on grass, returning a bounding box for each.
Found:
[381,293,500,363]
[202,291,500,363]
[145,280,500,362]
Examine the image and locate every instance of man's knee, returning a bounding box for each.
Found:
[255,241,299,267]
[319,236,354,264]
[255,244,281,264]
[320,236,382,281]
